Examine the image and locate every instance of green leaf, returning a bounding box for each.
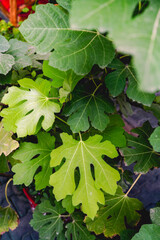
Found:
[0,206,18,234]
[57,0,71,11]
[30,200,65,240]
[149,126,160,152]
[150,207,160,225]
[19,4,115,75]
[85,186,143,238]
[64,84,114,133]
[0,53,15,75]
[105,59,155,105]
[0,121,19,156]
[49,133,120,219]
[66,212,95,240]
[12,132,55,190]
[121,122,160,173]
[70,0,160,92]
[102,114,126,147]
[0,154,9,173]
[120,229,136,240]
[0,35,10,52]
[131,224,160,240]
[0,78,61,137]
[62,195,75,214]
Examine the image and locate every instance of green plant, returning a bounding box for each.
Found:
[1,0,160,239]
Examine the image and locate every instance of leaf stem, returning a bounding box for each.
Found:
[47,97,60,100]
[125,173,142,196]
[92,83,102,96]
[60,214,70,218]
[55,115,69,125]
[79,132,82,141]
[5,178,13,207]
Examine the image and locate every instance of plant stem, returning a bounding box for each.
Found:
[79,132,82,141]
[48,97,60,100]
[5,178,13,207]
[92,83,102,96]
[139,1,142,11]
[60,214,70,218]
[55,115,69,125]
[125,173,142,196]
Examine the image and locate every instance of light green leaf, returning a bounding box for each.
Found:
[0,78,61,137]
[149,126,160,152]
[0,121,19,156]
[19,4,115,75]
[85,186,143,238]
[71,0,160,92]
[0,53,15,75]
[131,224,160,240]
[57,0,71,11]
[121,122,160,173]
[12,132,55,190]
[66,212,95,240]
[64,84,114,133]
[0,206,18,234]
[50,133,120,219]
[62,195,75,214]
[30,200,65,240]
[0,35,10,53]
[150,207,160,225]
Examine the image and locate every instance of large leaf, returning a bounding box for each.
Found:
[0,121,19,156]
[19,4,115,75]
[0,53,15,75]
[30,200,65,240]
[66,212,95,240]
[70,0,160,92]
[0,78,61,137]
[0,35,10,53]
[63,84,114,133]
[150,207,160,225]
[121,122,160,173]
[85,186,143,238]
[0,206,18,234]
[131,224,160,240]
[105,59,155,105]
[49,133,120,219]
[12,132,55,190]
[149,126,160,152]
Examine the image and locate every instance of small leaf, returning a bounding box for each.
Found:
[0,53,15,75]
[149,126,160,152]
[121,122,160,173]
[0,154,9,173]
[0,78,61,137]
[30,200,65,240]
[12,132,55,190]
[66,212,95,240]
[150,207,160,225]
[0,35,10,52]
[50,133,120,219]
[131,224,160,240]
[0,206,19,234]
[85,186,143,238]
[64,84,114,133]
[0,121,19,156]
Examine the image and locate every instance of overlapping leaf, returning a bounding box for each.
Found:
[66,212,95,240]
[12,132,55,190]
[0,155,9,173]
[63,84,114,133]
[71,0,160,92]
[0,78,61,137]
[150,207,160,225]
[19,4,115,75]
[49,133,120,219]
[131,224,160,240]
[121,122,160,173]
[0,206,19,234]
[30,200,65,240]
[0,53,15,75]
[149,126,160,152]
[0,121,19,156]
[85,186,143,238]
[105,59,155,105]
[0,35,10,52]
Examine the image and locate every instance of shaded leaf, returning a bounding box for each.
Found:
[30,200,65,240]
[66,212,95,240]
[12,132,55,190]
[0,122,19,156]
[131,224,160,240]
[19,4,115,75]
[0,206,18,234]
[0,154,9,173]
[121,122,160,173]
[0,78,61,137]
[85,186,143,238]
[50,133,120,219]
[150,207,160,225]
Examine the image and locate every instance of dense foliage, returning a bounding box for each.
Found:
[1,0,160,239]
